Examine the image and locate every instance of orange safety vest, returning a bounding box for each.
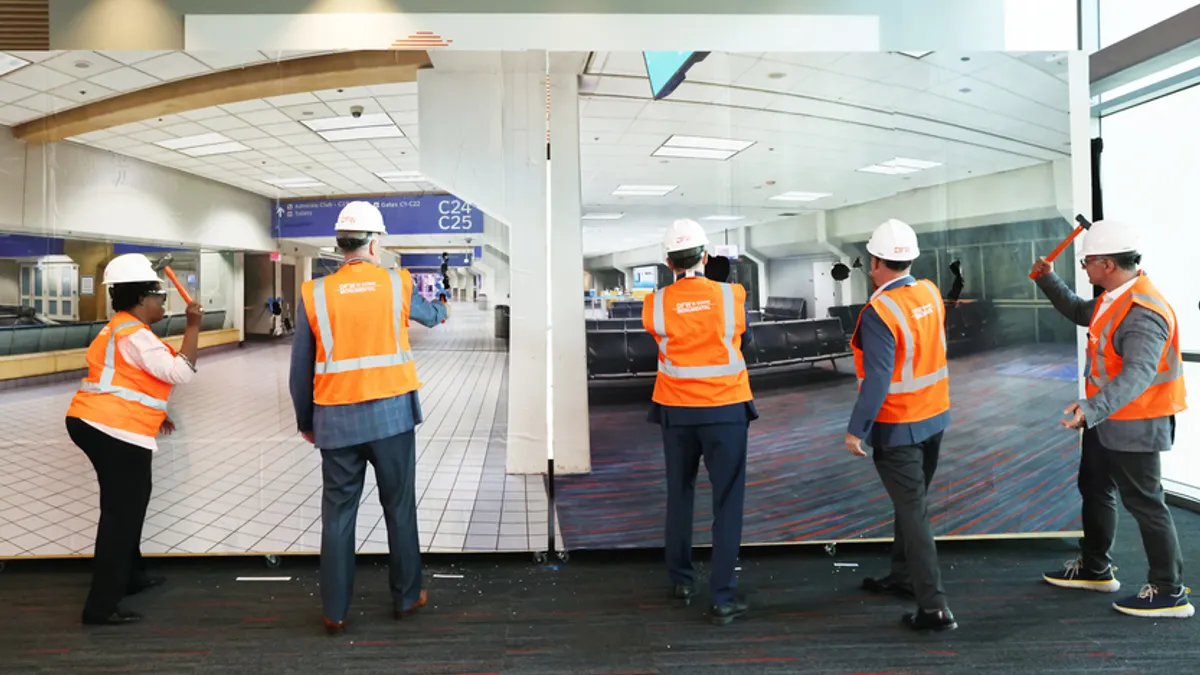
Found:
[1086,273,1187,420]
[301,261,420,406]
[642,275,753,407]
[66,312,175,436]
[851,279,950,424]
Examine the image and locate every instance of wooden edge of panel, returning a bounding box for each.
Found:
[13,50,432,144]
[0,328,240,381]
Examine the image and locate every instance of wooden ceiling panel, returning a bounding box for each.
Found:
[12,50,431,144]
[0,0,50,51]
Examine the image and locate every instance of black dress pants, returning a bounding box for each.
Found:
[66,417,154,620]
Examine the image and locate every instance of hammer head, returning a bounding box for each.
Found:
[152,253,175,272]
[1075,214,1093,230]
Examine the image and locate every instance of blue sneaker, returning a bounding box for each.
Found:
[1113,584,1195,619]
[1043,558,1120,593]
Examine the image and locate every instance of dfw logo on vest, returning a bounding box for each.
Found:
[912,303,936,321]
[674,300,713,315]
[338,281,379,295]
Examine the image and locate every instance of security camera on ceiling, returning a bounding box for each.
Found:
[350,105,364,118]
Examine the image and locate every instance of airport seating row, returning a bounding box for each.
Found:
[0,311,227,358]
[826,300,997,355]
[763,296,808,321]
[587,317,849,380]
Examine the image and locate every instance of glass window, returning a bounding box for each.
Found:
[34,267,42,296]
[61,267,73,296]
[48,300,57,315]
[62,301,72,316]
[1101,82,1200,494]
[34,299,42,313]
[1098,0,1200,48]
[47,266,59,297]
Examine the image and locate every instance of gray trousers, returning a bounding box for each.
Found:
[1078,427,1184,591]
[873,431,947,611]
[320,430,422,622]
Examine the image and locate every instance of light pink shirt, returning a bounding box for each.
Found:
[82,329,196,451]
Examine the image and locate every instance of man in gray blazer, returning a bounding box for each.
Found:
[1033,219,1191,619]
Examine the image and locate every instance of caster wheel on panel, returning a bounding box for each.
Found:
[824,543,837,557]
[555,551,569,563]
[533,551,548,565]
[265,555,281,569]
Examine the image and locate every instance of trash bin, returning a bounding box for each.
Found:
[476,293,489,311]
[495,304,510,340]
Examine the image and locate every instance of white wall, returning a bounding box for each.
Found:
[8,136,274,252]
[0,260,18,304]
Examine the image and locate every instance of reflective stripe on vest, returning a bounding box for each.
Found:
[651,282,746,379]
[863,280,949,394]
[77,320,170,412]
[1090,291,1183,390]
[312,269,414,375]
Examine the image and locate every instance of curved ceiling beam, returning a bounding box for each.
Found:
[12,50,431,144]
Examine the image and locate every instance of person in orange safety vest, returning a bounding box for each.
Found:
[1034,219,1191,620]
[643,219,755,626]
[65,253,204,626]
[289,200,450,633]
[846,218,956,633]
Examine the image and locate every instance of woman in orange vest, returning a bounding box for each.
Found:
[1034,219,1191,620]
[65,253,203,626]
[643,219,755,626]
[846,219,956,632]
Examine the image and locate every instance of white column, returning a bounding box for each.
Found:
[232,252,245,342]
[548,53,591,474]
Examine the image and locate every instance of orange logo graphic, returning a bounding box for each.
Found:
[390,31,453,49]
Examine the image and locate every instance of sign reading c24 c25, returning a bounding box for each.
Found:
[272,195,482,238]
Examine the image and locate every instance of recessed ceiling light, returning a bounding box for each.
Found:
[859,165,919,175]
[0,53,29,77]
[702,215,746,221]
[582,212,625,220]
[652,135,755,161]
[898,51,934,59]
[769,191,831,202]
[155,133,233,151]
[303,113,393,132]
[767,72,787,80]
[858,157,942,175]
[375,170,424,182]
[612,184,677,197]
[958,87,972,94]
[319,126,404,142]
[181,141,251,157]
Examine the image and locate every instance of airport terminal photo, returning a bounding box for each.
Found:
[1,1,1200,673]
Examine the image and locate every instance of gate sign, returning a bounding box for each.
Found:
[273,194,482,238]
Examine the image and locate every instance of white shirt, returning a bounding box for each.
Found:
[82,329,196,451]
[1090,275,1139,332]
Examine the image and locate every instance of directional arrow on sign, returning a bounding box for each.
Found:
[276,206,285,217]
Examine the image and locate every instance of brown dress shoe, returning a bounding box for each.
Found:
[323,616,346,634]
[394,590,428,619]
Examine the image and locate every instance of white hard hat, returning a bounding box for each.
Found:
[866,218,920,262]
[663,219,709,254]
[103,254,161,285]
[1080,219,1139,258]
[335,200,387,235]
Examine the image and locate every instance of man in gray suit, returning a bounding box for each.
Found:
[1033,219,1191,619]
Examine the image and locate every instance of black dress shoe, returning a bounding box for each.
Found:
[863,575,916,600]
[902,608,957,632]
[710,597,749,626]
[126,576,166,596]
[82,610,143,626]
[672,584,697,603]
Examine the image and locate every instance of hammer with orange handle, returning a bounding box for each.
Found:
[1030,214,1092,280]
[152,254,194,304]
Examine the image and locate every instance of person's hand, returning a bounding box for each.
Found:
[301,431,315,444]
[1062,403,1086,430]
[185,301,204,328]
[160,418,176,435]
[845,433,868,457]
[1031,257,1054,278]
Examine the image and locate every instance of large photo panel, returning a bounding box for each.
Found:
[566,50,1084,549]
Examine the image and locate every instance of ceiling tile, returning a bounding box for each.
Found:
[220,99,273,114]
[179,106,229,121]
[133,53,210,81]
[49,80,116,104]
[368,82,418,97]
[200,114,250,132]
[276,102,339,121]
[5,51,63,63]
[237,108,291,126]
[324,99,383,117]
[87,67,160,92]
[41,51,124,79]
[70,128,117,142]
[376,95,417,113]
[0,80,35,104]
[387,110,418,126]
[4,64,77,91]
[265,92,321,107]
[259,120,312,137]
[313,86,373,102]
[0,104,39,125]
[224,127,270,141]
[189,51,270,70]
[130,129,177,144]
[245,137,287,150]
[159,121,212,137]
[16,92,75,114]
[106,121,152,135]
[97,51,172,65]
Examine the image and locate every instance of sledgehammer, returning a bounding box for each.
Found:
[153,254,194,305]
[1030,214,1092,280]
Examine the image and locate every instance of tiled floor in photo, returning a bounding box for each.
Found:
[0,303,563,559]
